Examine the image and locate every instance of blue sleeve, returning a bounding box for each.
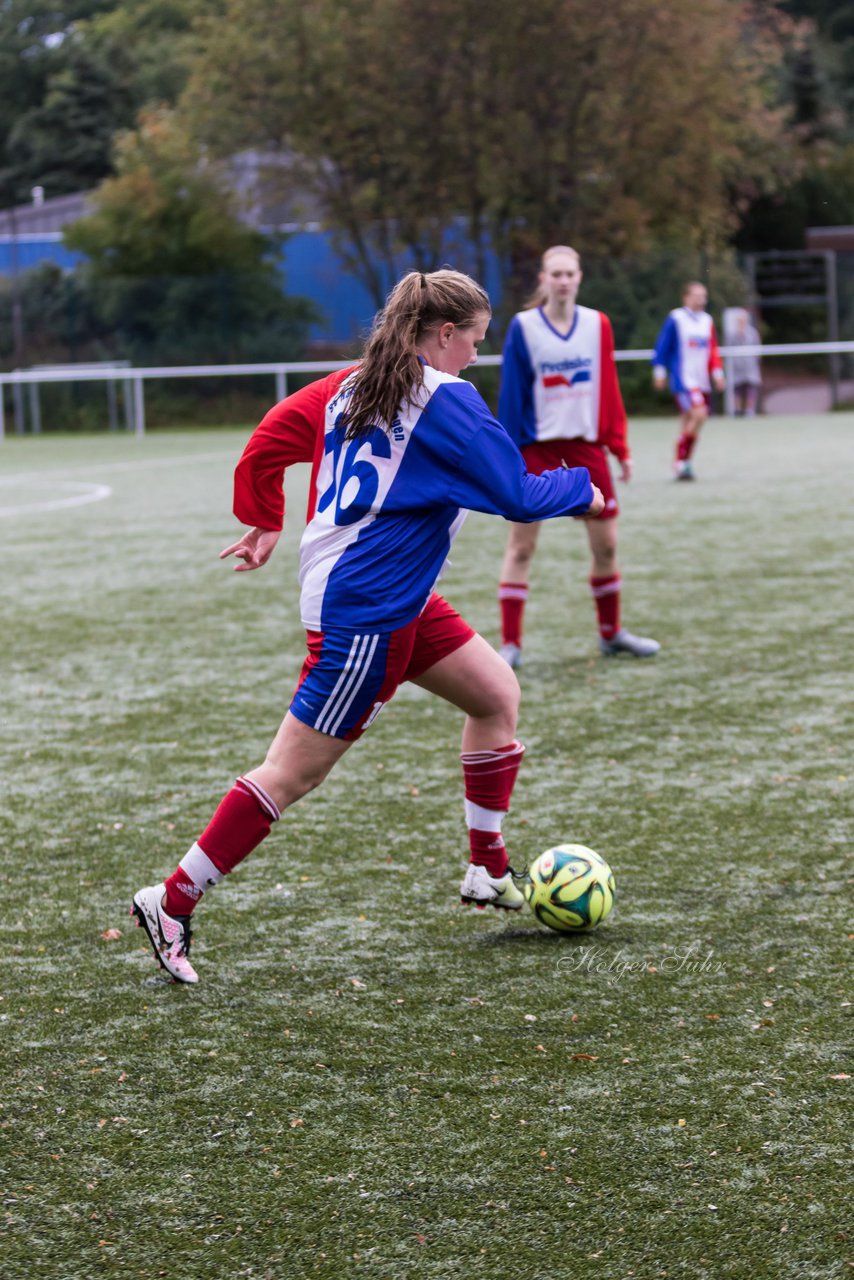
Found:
[497,316,536,446]
[652,315,677,372]
[438,383,593,521]
[450,420,594,521]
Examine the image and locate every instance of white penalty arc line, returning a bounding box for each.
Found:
[0,481,113,517]
[2,449,236,486]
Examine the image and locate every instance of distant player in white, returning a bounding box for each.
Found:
[652,281,725,480]
[131,269,604,983]
[497,245,659,665]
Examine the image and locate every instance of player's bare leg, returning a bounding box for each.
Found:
[132,715,352,982]
[498,521,542,668]
[414,632,520,751]
[246,712,352,813]
[413,634,526,910]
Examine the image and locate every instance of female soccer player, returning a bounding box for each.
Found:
[131,268,603,983]
[652,280,726,479]
[496,245,659,667]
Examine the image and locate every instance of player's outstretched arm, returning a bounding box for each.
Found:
[219,527,281,572]
[575,485,606,519]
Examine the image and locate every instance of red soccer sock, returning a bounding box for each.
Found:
[498,582,528,647]
[163,777,280,917]
[676,431,696,461]
[461,740,525,875]
[590,574,621,641]
[468,829,509,877]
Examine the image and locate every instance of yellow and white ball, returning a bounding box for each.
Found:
[523,844,615,932]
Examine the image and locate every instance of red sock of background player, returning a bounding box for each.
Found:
[498,582,528,647]
[676,432,692,462]
[683,431,698,460]
[590,574,621,642]
[460,741,525,877]
[162,777,280,917]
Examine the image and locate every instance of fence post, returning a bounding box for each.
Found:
[275,368,286,401]
[724,358,735,417]
[13,380,25,434]
[826,250,840,410]
[107,379,118,431]
[123,378,134,432]
[0,382,5,442]
[29,382,42,434]
[133,376,146,437]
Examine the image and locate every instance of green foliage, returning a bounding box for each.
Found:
[0,0,123,202]
[82,0,210,108]
[0,0,203,203]
[735,144,854,251]
[63,111,317,364]
[781,1,854,131]
[5,45,137,198]
[185,0,791,307]
[0,418,851,1279]
[0,262,105,366]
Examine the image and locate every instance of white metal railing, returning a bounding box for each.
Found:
[2,342,854,441]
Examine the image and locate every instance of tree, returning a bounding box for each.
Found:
[182,0,791,312]
[0,261,105,366]
[6,44,136,197]
[0,0,118,203]
[81,0,211,112]
[64,110,316,363]
[0,0,205,206]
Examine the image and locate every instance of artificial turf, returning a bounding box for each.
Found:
[0,414,851,1279]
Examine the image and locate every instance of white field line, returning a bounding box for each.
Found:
[0,448,237,486]
[0,480,113,517]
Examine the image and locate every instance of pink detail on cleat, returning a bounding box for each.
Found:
[131,883,199,984]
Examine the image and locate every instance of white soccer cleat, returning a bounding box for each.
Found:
[460,863,525,910]
[674,460,696,481]
[599,628,661,658]
[131,883,199,984]
[498,642,523,670]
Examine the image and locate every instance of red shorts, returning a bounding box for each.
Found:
[522,438,618,520]
[290,593,475,740]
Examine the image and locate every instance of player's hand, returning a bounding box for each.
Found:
[713,370,726,390]
[219,527,281,571]
[619,456,633,483]
[577,485,605,519]
[653,373,667,391]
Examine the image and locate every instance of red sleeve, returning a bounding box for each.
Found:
[597,313,629,462]
[708,322,723,374]
[232,367,356,529]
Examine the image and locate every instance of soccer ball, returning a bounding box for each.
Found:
[522,844,615,932]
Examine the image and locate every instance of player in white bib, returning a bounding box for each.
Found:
[652,281,725,480]
[496,245,660,666]
[131,269,604,983]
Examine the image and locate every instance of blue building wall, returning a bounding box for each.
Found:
[1,227,505,344]
[277,226,505,342]
[0,235,82,274]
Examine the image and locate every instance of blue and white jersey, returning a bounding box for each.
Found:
[652,308,722,394]
[298,365,594,633]
[499,305,610,448]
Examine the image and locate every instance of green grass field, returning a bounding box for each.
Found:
[1,414,851,1280]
